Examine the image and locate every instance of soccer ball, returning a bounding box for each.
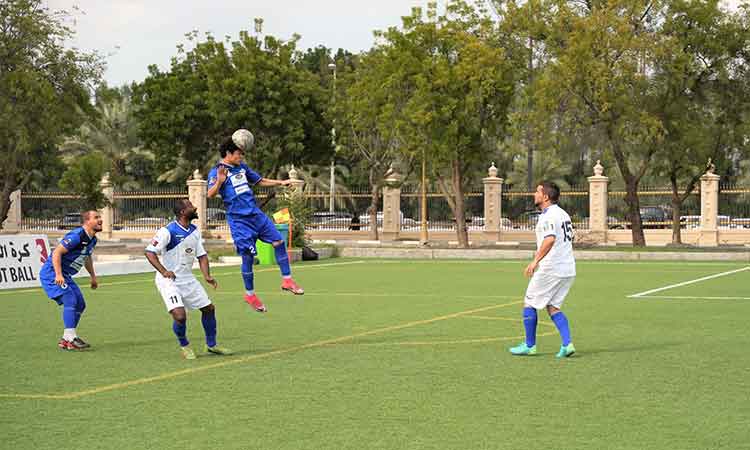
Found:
[232,129,254,151]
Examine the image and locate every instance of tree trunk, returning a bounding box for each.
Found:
[367,167,380,240]
[670,177,682,245]
[451,158,469,248]
[0,175,18,229]
[624,180,646,246]
[368,186,380,241]
[608,124,648,247]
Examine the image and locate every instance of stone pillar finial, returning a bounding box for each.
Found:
[288,165,299,181]
[488,162,498,178]
[384,164,401,184]
[192,169,202,180]
[593,160,604,177]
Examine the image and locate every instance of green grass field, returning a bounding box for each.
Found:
[1,258,749,450]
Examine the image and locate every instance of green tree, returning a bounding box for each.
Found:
[334,48,405,240]
[650,0,750,243]
[133,29,333,184]
[0,0,103,226]
[373,1,517,247]
[59,153,109,209]
[62,85,156,189]
[522,0,670,246]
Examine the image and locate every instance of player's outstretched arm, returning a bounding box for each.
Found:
[144,251,175,280]
[257,178,291,187]
[198,255,217,289]
[84,256,98,289]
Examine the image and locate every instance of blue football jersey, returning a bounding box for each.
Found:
[41,227,97,277]
[208,162,263,215]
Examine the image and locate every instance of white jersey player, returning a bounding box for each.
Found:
[510,182,577,358]
[145,199,232,359]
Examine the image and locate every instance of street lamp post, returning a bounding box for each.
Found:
[328,62,337,214]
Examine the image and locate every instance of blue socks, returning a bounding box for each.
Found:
[274,244,291,277]
[60,292,78,328]
[241,252,255,294]
[201,311,217,348]
[551,312,572,346]
[172,321,189,347]
[73,297,85,328]
[523,307,538,347]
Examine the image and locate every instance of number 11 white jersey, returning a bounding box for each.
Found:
[535,204,576,277]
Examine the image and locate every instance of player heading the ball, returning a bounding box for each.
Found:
[207,129,304,314]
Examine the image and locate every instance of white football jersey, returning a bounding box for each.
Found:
[145,221,206,285]
[535,204,576,277]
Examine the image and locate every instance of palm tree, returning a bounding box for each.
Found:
[61,92,156,189]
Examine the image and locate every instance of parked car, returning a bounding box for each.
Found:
[680,215,701,229]
[310,211,355,230]
[512,210,541,229]
[312,211,353,224]
[58,212,81,230]
[640,206,669,229]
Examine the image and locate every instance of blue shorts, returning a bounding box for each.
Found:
[39,269,83,305]
[227,209,283,255]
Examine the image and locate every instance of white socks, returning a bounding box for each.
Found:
[63,328,77,342]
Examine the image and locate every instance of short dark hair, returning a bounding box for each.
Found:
[539,182,560,203]
[80,210,98,223]
[219,137,240,157]
[174,199,191,216]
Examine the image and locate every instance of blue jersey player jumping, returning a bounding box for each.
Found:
[207,129,305,313]
[39,210,102,351]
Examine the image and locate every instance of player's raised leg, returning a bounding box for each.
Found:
[241,249,267,312]
[275,240,304,295]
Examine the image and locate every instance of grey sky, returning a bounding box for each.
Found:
[47,0,743,87]
[46,0,447,87]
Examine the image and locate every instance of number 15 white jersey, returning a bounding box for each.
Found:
[535,204,576,277]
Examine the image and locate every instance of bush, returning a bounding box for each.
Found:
[274,190,312,248]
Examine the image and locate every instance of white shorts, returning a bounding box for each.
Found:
[155,275,211,312]
[524,272,575,310]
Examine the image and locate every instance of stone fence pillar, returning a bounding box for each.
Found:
[381,166,402,242]
[187,170,208,233]
[2,190,22,232]
[587,160,609,244]
[99,174,114,239]
[698,167,720,247]
[287,165,305,193]
[482,163,503,242]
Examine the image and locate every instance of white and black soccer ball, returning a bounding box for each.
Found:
[232,129,254,151]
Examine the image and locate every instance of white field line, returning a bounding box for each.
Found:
[636,295,750,300]
[627,266,750,298]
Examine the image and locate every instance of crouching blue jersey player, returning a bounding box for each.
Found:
[39,210,102,350]
[207,129,305,313]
